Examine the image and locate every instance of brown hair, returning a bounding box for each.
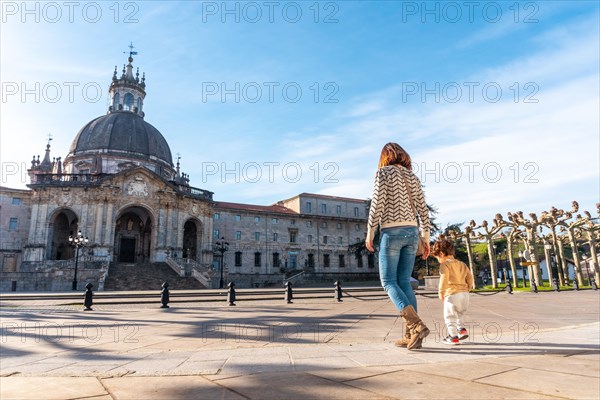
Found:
[431,237,455,258]
[378,142,412,169]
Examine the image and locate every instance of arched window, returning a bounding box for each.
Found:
[123,93,134,111]
[137,97,143,113]
[113,93,120,110]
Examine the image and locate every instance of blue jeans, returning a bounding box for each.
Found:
[378,226,419,312]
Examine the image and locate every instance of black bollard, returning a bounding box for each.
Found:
[285,281,293,304]
[531,280,538,293]
[83,283,94,311]
[335,281,343,302]
[591,277,598,291]
[505,280,513,294]
[228,282,236,306]
[161,282,170,308]
[552,276,560,292]
[573,279,579,291]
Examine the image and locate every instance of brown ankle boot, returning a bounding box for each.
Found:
[400,305,430,350]
[394,324,412,348]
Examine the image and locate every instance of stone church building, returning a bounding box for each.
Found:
[0,54,375,291]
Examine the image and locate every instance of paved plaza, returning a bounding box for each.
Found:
[0,290,598,399]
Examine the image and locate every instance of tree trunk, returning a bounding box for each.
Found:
[567,229,584,286]
[550,229,565,286]
[587,230,600,285]
[464,235,476,288]
[507,237,519,287]
[486,237,498,288]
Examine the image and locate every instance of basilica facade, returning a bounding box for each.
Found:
[0,54,375,291]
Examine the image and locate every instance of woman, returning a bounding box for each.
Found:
[365,142,431,350]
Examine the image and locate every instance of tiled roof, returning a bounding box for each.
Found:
[214,201,297,215]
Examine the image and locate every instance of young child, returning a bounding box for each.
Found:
[432,238,474,345]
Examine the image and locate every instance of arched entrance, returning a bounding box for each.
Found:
[48,209,78,260]
[183,219,199,260]
[114,206,153,263]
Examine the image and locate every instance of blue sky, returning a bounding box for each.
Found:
[1,0,598,228]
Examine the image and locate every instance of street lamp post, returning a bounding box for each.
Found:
[215,237,229,289]
[545,242,560,291]
[68,230,89,291]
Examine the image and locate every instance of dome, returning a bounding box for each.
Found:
[67,111,173,166]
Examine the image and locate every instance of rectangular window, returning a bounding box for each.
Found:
[339,254,345,268]
[255,232,260,241]
[11,198,22,205]
[235,251,242,266]
[354,207,359,217]
[8,218,18,231]
[322,222,327,228]
[290,219,296,225]
[235,231,241,240]
[323,235,328,244]
[337,223,342,229]
[213,229,219,239]
[321,204,327,214]
[368,254,375,269]
[273,233,278,242]
[355,224,360,231]
[307,221,312,227]
[272,218,278,224]
[338,236,343,245]
[323,254,330,268]
[235,214,241,222]
[356,254,364,268]
[213,213,220,220]
[255,216,260,223]
[308,253,315,268]
[273,252,280,267]
[336,205,341,215]
[289,231,297,243]
[306,202,312,213]
[307,234,313,243]
[254,252,261,267]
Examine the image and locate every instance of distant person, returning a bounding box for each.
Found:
[432,238,474,345]
[366,142,431,350]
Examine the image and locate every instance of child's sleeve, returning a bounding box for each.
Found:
[438,264,448,299]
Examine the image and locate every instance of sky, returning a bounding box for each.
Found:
[1,0,599,229]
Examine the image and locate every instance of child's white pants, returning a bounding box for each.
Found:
[443,292,470,337]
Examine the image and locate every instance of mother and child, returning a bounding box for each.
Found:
[365,143,474,349]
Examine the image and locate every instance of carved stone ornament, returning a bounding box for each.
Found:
[127,175,149,197]
[191,204,199,215]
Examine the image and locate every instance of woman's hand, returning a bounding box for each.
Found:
[365,239,374,253]
[421,242,431,260]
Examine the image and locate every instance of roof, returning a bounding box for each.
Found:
[279,192,369,204]
[214,201,297,215]
[67,111,173,165]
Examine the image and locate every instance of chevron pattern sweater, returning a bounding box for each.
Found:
[367,165,430,243]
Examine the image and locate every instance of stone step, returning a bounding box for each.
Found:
[104,262,206,291]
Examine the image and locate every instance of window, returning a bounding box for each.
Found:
[306,202,312,212]
[213,213,220,220]
[255,232,260,241]
[337,223,342,229]
[354,207,359,217]
[321,204,327,214]
[290,219,296,225]
[323,254,330,268]
[307,234,313,243]
[323,236,328,244]
[235,251,242,266]
[123,92,134,111]
[368,254,375,269]
[272,218,278,224]
[356,254,364,268]
[273,233,278,242]
[355,224,361,231]
[289,231,297,243]
[290,254,298,269]
[338,236,343,245]
[213,229,219,239]
[235,231,241,240]
[336,205,341,215]
[255,216,260,223]
[339,254,345,268]
[11,198,22,205]
[254,252,262,267]
[273,252,280,267]
[321,222,327,228]
[308,253,315,268]
[8,218,17,231]
[235,214,241,222]
[307,221,312,227]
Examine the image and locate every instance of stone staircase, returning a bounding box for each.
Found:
[103,262,206,291]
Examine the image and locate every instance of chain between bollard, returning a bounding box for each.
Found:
[83,282,94,311]
[161,282,170,308]
[228,282,236,306]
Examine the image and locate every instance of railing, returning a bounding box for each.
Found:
[283,270,305,284]
[29,173,110,186]
[175,184,213,201]
[165,257,185,277]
